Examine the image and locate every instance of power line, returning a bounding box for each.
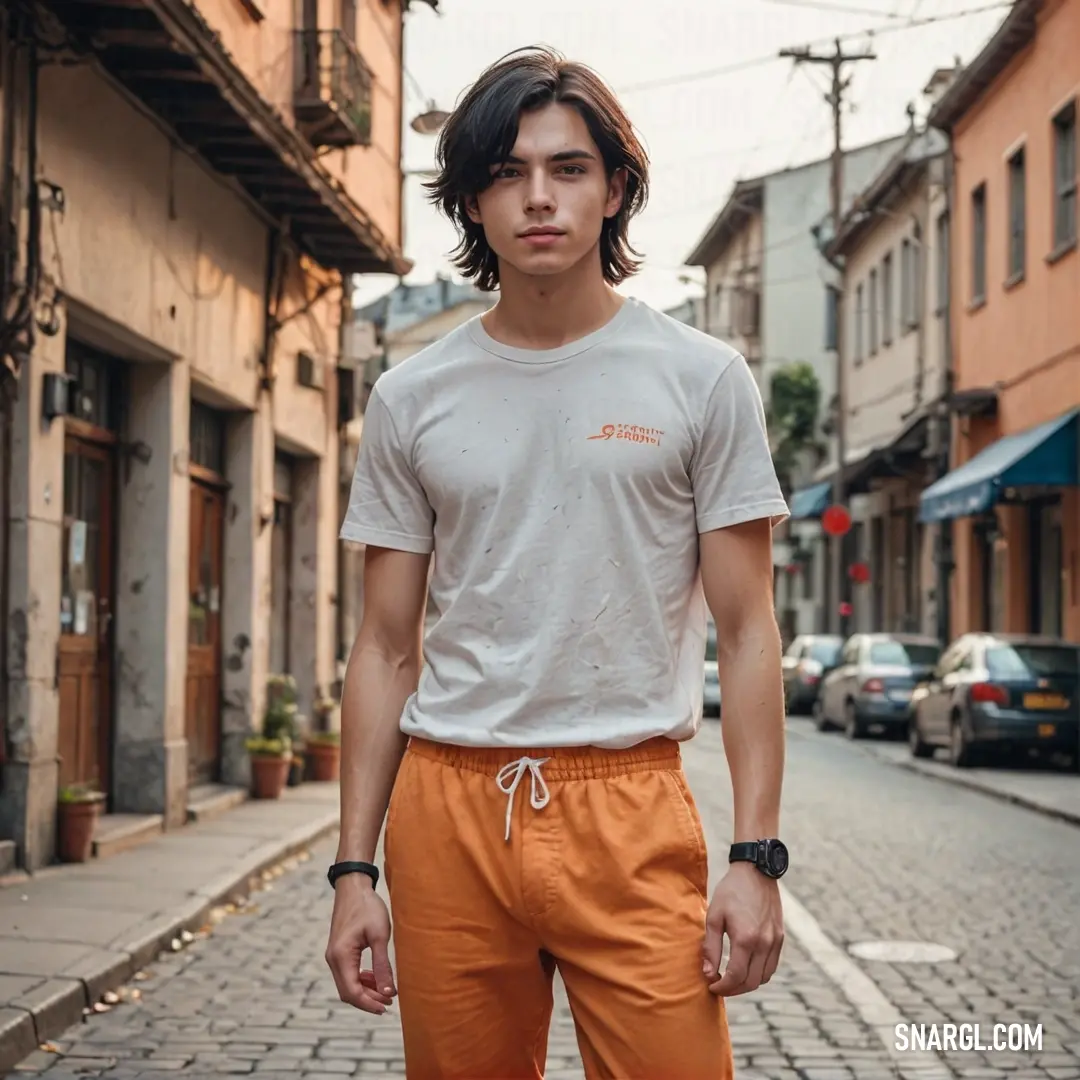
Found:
[616,3,1009,94]
[761,0,910,20]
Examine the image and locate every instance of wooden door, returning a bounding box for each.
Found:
[185,479,225,783]
[58,436,116,794]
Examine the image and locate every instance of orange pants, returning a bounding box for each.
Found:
[384,735,733,1080]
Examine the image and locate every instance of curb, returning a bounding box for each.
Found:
[888,756,1080,828]
[0,810,339,1075]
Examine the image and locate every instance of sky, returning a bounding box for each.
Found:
[354,0,1011,313]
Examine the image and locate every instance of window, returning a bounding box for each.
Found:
[1007,147,1026,280]
[869,268,878,355]
[1052,100,1077,252]
[935,210,950,315]
[900,239,919,330]
[900,240,910,327]
[854,282,864,363]
[986,643,1078,677]
[868,640,942,667]
[808,639,843,665]
[825,285,839,351]
[881,252,893,345]
[971,183,987,303]
[190,402,226,475]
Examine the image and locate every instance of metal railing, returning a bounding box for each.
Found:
[294,29,373,146]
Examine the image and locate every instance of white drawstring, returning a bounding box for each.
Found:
[495,756,551,841]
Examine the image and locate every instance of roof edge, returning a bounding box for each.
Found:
[828,131,946,258]
[927,0,1041,131]
[683,133,907,268]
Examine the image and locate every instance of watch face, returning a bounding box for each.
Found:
[767,841,789,877]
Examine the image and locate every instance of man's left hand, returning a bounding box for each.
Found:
[701,862,784,996]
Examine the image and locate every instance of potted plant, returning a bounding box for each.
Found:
[247,674,299,799]
[244,735,293,799]
[56,784,106,863]
[306,730,341,782]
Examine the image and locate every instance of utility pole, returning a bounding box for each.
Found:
[779,38,874,635]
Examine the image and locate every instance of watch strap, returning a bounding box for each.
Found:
[729,841,762,864]
[327,860,379,890]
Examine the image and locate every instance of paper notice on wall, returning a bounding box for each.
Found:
[74,591,92,636]
[69,521,87,567]
[209,586,220,613]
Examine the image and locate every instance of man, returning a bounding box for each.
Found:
[326,45,790,1080]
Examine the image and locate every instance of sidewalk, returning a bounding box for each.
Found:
[868,740,1080,825]
[0,782,340,1074]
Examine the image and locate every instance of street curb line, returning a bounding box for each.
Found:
[0,809,340,1076]
[888,757,1080,828]
[779,884,953,1079]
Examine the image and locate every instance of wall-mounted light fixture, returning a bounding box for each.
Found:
[42,371,73,424]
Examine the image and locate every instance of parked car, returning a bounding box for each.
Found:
[817,633,942,738]
[909,633,1080,768]
[782,634,844,715]
[703,622,721,719]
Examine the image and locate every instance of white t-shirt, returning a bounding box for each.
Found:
[341,298,789,749]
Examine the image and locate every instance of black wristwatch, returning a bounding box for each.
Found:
[327,860,380,890]
[729,839,789,879]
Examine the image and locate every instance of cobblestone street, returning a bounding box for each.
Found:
[11,722,1080,1080]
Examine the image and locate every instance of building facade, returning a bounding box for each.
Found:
[686,138,905,638]
[923,0,1080,643]
[826,125,952,640]
[336,277,494,661]
[0,0,411,870]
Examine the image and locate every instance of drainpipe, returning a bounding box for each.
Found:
[0,9,18,320]
[934,144,956,646]
[912,210,926,409]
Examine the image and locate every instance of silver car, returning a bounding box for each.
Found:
[782,634,844,715]
[817,633,942,738]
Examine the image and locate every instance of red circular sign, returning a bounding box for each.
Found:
[822,505,852,536]
[848,561,870,584]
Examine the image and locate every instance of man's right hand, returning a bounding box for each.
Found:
[325,875,397,1014]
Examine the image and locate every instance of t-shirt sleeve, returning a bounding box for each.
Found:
[690,353,791,534]
[339,386,434,554]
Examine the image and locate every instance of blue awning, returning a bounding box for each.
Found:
[918,407,1079,523]
[789,480,832,520]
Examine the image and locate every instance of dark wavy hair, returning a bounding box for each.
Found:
[424,46,650,292]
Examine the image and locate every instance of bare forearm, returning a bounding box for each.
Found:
[335,640,418,863]
[717,614,785,842]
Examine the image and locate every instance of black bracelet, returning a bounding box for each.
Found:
[327,860,380,890]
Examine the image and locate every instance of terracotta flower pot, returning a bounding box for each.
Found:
[251,754,291,799]
[57,797,104,863]
[307,741,340,782]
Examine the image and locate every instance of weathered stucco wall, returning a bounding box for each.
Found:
[196,0,403,248]
[1,58,343,869]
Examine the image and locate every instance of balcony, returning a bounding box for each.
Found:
[294,30,373,150]
[38,0,406,275]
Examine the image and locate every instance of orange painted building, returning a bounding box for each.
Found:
[922,0,1080,642]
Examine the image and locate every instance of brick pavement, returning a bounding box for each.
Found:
[12,727,1080,1079]
[683,720,1080,1080]
[11,836,913,1079]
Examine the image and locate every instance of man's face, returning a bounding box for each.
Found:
[467,102,626,281]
